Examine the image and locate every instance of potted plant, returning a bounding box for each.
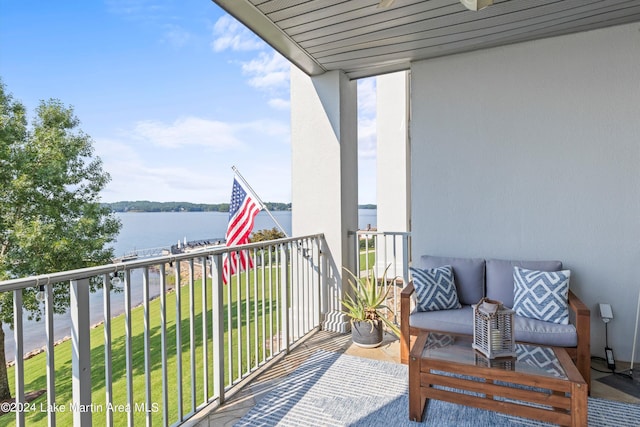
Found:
[342,267,401,348]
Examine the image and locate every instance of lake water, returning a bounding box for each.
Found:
[4,209,377,361]
[112,209,377,256]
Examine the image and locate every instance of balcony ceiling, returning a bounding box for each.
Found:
[213,0,640,79]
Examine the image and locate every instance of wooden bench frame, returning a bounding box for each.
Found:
[400,282,591,391]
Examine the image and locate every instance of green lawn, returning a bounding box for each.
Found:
[3,267,282,426]
[359,250,376,270]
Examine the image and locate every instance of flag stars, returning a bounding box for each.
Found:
[229,181,248,218]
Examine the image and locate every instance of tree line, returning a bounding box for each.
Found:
[103,201,292,213]
[104,201,377,213]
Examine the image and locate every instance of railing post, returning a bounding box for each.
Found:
[124,269,134,427]
[159,264,169,425]
[70,278,91,427]
[13,289,25,427]
[212,254,225,405]
[103,274,113,427]
[201,257,209,402]
[45,283,56,427]
[402,233,410,285]
[280,244,290,353]
[142,267,152,426]
[314,236,322,327]
[351,231,359,277]
[188,259,197,413]
[174,261,183,422]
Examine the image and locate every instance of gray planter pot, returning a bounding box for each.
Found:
[351,319,383,348]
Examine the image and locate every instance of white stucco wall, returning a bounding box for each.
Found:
[410,23,640,361]
[290,66,358,328]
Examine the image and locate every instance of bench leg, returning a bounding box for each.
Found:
[571,381,588,427]
[408,353,426,421]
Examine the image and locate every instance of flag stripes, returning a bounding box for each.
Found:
[222,177,263,284]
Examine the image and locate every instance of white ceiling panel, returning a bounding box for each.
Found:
[215,0,640,79]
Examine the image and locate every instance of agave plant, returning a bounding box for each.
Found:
[341,266,400,337]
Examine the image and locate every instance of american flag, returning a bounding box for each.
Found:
[222,177,263,284]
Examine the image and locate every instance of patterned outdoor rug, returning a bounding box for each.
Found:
[235,349,640,427]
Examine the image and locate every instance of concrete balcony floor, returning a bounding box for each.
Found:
[192,331,639,427]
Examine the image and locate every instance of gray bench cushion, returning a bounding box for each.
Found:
[409,307,577,347]
[485,259,563,308]
[418,256,485,306]
[514,316,577,347]
[409,306,475,336]
[409,305,578,347]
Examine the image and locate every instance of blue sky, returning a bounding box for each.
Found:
[0,0,377,204]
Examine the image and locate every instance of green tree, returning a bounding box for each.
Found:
[250,227,286,243]
[0,80,121,400]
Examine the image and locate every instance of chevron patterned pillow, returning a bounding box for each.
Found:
[410,266,462,312]
[513,266,570,325]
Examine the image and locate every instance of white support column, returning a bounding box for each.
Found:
[376,71,411,274]
[70,278,91,427]
[291,67,358,333]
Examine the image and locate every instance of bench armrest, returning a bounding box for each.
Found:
[568,289,591,391]
[568,289,589,318]
[400,281,415,363]
[401,281,415,299]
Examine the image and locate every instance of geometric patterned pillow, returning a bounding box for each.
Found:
[513,266,570,325]
[410,266,461,312]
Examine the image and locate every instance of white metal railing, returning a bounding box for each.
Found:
[0,234,325,426]
[353,230,410,325]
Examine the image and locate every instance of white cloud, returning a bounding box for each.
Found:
[106,164,228,203]
[268,98,290,110]
[210,14,290,110]
[241,51,290,92]
[131,117,245,150]
[94,138,140,183]
[95,112,291,202]
[127,116,289,150]
[358,117,377,160]
[211,14,264,52]
[240,119,289,138]
[95,130,291,204]
[358,77,377,159]
[96,136,235,202]
[358,78,377,117]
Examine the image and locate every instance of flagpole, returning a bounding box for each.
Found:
[231,165,289,237]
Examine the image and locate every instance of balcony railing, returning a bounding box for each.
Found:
[0,234,326,427]
[353,230,410,324]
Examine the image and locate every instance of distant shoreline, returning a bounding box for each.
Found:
[103,201,376,213]
[103,201,290,213]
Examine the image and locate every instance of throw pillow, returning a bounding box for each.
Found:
[410,266,462,312]
[513,266,570,325]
